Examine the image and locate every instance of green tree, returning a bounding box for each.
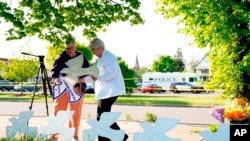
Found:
[173,47,185,72]
[187,54,201,72]
[76,42,93,62]
[137,66,150,78]
[0,61,5,78]
[45,42,93,70]
[1,56,38,95]
[2,58,38,83]
[45,46,64,70]
[151,55,175,72]
[156,0,250,100]
[118,57,136,94]
[0,0,144,46]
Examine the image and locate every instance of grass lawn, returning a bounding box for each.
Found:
[0,92,228,107]
[116,95,227,107]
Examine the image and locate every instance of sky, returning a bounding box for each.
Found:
[0,0,208,68]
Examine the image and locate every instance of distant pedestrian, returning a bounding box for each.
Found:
[88,37,128,141]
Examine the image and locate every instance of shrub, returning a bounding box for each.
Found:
[124,113,132,121]
[209,124,218,133]
[144,111,157,122]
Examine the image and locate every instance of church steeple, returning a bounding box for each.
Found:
[133,54,140,71]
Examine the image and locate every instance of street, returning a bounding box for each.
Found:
[0,90,223,125]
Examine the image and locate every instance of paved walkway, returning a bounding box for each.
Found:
[0,102,220,141]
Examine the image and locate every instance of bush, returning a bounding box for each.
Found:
[191,129,200,133]
[144,111,157,122]
[209,124,218,133]
[124,113,132,121]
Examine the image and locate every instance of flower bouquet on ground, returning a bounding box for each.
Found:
[211,96,250,124]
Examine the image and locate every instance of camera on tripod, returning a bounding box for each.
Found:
[21,52,52,116]
[21,52,45,63]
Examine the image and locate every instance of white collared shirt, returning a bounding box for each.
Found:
[94,49,126,100]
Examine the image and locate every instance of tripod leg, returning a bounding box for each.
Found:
[41,64,50,116]
[29,65,41,112]
[44,67,53,98]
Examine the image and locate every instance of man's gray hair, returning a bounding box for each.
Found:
[89,38,105,49]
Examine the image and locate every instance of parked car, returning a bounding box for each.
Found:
[0,80,14,91]
[85,82,95,94]
[141,84,162,93]
[169,82,205,94]
[133,82,142,93]
[14,82,41,92]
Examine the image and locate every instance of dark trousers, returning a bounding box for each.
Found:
[97,96,120,141]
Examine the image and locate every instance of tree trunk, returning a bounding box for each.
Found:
[20,84,24,96]
[241,70,250,100]
[236,23,250,100]
[232,0,250,101]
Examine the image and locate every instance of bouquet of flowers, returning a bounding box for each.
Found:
[211,96,250,123]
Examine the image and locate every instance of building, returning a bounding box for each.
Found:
[133,54,140,72]
[195,56,210,81]
[133,54,141,84]
[0,57,8,64]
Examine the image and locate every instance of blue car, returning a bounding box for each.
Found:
[0,80,14,91]
[14,82,41,92]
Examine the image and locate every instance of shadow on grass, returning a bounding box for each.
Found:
[117,95,226,107]
[0,93,225,107]
[0,93,53,102]
[117,95,190,106]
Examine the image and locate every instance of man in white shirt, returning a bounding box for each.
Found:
[88,38,128,141]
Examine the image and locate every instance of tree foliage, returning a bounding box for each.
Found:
[1,57,38,82]
[75,42,93,61]
[137,66,150,78]
[0,0,144,46]
[0,61,5,79]
[45,46,64,70]
[151,55,175,72]
[173,47,185,72]
[187,54,201,72]
[118,57,136,94]
[45,42,93,70]
[156,0,250,99]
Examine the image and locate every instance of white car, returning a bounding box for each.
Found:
[169,82,205,94]
[14,82,41,92]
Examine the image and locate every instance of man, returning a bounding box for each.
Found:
[88,38,128,141]
[51,38,90,141]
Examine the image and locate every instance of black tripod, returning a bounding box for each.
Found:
[21,52,52,116]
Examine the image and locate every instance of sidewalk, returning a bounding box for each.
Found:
[0,102,218,141]
[0,116,208,141]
